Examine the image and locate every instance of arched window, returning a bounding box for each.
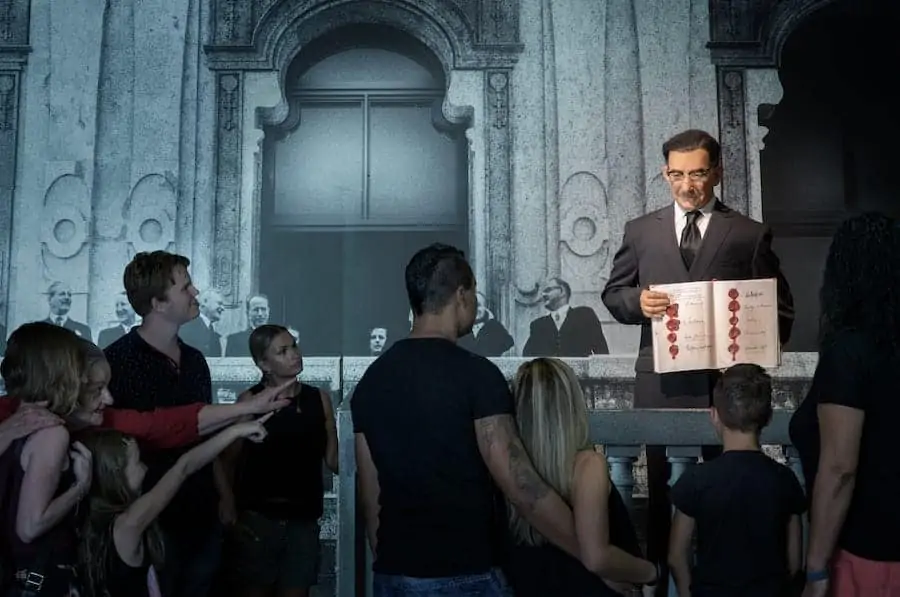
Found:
[260,26,469,356]
[266,29,467,229]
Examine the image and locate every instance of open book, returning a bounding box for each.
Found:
[650,278,780,373]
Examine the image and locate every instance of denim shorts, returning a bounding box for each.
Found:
[232,510,320,590]
[373,568,513,597]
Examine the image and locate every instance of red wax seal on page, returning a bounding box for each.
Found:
[667,333,677,343]
[666,304,679,318]
[729,316,739,326]
[728,300,741,312]
[666,319,680,332]
[728,327,741,339]
[728,343,740,360]
[669,344,679,359]
[728,288,739,299]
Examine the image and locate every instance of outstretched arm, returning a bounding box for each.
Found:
[474,414,580,559]
[602,222,645,325]
[113,416,271,566]
[102,380,293,450]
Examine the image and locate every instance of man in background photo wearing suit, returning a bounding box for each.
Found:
[98,291,138,348]
[601,129,794,596]
[180,288,225,357]
[457,291,515,357]
[523,277,609,357]
[43,280,92,340]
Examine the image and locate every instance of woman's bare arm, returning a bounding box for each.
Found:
[668,510,695,597]
[573,450,657,585]
[321,389,338,474]
[16,426,90,543]
[113,416,271,565]
[805,404,863,572]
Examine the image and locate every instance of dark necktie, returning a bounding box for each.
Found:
[680,210,702,269]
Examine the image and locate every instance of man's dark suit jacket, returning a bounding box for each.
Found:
[458,319,515,357]
[225,328,252,357]
[98,324,130,349]
[43,316,92,341]
[180,317,223,357]
[601,200,794,408]
[522,306,610,357]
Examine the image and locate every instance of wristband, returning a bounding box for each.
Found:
[806,569,829,582]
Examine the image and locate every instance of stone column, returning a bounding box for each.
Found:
[0,0,29,328]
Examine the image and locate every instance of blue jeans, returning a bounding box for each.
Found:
[373,568,513,597]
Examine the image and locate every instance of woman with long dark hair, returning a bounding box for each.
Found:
[789,212,900,597]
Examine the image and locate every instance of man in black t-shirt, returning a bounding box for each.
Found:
[352,244,587,596]
[105,251,225,597]
[668,364,806,597]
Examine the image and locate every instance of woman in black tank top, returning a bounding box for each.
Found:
[506,358,659,597]
[222,325,338,597]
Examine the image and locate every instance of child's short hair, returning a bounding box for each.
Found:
[712,364,773,433]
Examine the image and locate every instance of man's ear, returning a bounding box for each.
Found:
[149,296,164,314]
[711,164,723,186]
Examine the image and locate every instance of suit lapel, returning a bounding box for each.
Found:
[655,205,690,280]
[689,200,734,280]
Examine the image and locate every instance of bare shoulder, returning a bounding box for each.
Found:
[25,424,69,449]
[21,424,69,466]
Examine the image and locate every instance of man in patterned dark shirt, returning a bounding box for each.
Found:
[104,251,228,597]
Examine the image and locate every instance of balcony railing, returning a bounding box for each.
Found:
[209,354,818,597]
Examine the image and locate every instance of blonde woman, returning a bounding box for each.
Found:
[507,358,658,597]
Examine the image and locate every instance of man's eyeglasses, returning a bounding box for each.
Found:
[666,168,713,182]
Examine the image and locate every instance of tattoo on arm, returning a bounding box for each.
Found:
[475,414,549,509]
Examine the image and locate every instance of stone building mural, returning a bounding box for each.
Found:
[0,0,894,358]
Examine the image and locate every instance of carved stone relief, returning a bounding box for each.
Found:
[126,174,177,256]
[41,171,92,286]
[0,0,28,325]
[214,72,244,303]
[484,69,513,321]
[0,70,18,322]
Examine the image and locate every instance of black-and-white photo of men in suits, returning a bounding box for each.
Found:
[522,277,609,357]
[457,291,515,356]
[42,281,92,340]
[180,288,225,357]
[225,293,270,357]
[97,291,138,348]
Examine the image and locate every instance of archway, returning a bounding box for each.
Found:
[203,0,521,344]
[760,0,900,350]
[259,25,469,355]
